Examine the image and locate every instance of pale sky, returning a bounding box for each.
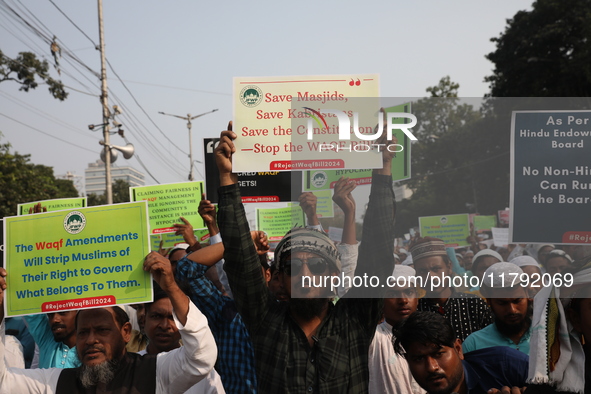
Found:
[0,0,532,192]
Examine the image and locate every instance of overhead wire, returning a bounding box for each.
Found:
[106,59,187,155]
[0,112,97,153]
[47,0,97,47]
[0,91,100,139]
[1,0,192,182]
[47,0,188,165]
[121,135,161,184]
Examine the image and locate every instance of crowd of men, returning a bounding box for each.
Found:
[1,124,591,393]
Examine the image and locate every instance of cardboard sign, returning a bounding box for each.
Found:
[510,111,591,244]
[233,74,381,172]
[18,197,87,215]
[3,202,152,317]
[419,214,470,247]
[130,182,206,234]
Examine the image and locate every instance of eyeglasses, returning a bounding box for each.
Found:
[283,257,328,276]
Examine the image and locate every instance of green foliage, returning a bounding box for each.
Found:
[87,179,131,206]
[0,50,68,100]
[395,78,510,234]
[486,0,591,97]
[0,141,79,218]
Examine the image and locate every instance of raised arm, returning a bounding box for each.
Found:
[143,253,217,392]
[332,177,357,245]
[345,134,397,334]
[299,192,321,228]
[332,177,359,297]
[215,125,272,331]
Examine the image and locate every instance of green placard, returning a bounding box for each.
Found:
[473,215,497,233]
[256,207,306,241]
[4,202,152,317]
[150,234,162,251]
[303,102,412,191]
[314,189,334,218]
[18,197,87,215]
[290,190,334,219]
[418,213,470,247]
[160,229,211,249]
[130,182,206,234]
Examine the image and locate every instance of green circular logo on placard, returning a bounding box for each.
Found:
[64,211,86,234]
[311,171,327,188]
[240,85,263,107]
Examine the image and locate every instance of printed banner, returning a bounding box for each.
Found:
[255,207,306,241]
[149,229,211,251]
[418,214,470,247]
[233,74,381,172]
[510,111,591,244]
[18,197,87,215]
[203,138,302,203]
[130,182,205,234]
[3,202,152,317]
[473,215,497,233]
[302,102,413,190]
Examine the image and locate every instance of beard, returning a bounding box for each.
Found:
[495,302,533,337]
[78,359,119,388]
[289,298,330,320]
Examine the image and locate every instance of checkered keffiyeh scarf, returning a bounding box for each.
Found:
[528,263,591,393]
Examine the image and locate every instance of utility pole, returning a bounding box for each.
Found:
[158,109,218,181]
[97,0,112,204]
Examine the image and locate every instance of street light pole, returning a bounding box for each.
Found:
[97,0,112,203]
[158,109,218,181]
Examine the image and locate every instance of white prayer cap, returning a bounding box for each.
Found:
[391,265,417,286]
[473,249,503,264]
[482,262,524,289]
[392,265,416,279]
[510,255,541,268]
[170,243,190,254]
[398,248,408,254]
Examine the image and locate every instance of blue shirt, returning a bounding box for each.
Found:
[176,256,257,393]
[463,346,529,393]
[462,322,532,355]
[23,314,80,368]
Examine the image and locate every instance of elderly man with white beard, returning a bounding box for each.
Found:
[0,254,217,394]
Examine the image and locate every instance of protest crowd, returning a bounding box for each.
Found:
[2,124,591,394]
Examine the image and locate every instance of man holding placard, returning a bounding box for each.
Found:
[0,256,217,393]
[214,122,396,392]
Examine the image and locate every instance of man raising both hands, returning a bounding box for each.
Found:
[214,121,397,393]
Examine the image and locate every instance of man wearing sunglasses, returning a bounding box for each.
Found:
[214,122,397,393]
